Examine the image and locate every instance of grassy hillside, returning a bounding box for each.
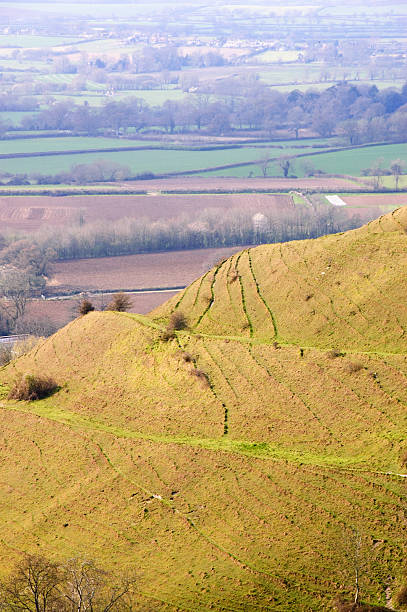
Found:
[1,208,407,610]
[156,206,407,353]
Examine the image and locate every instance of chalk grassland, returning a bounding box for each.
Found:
[154,205,407,353]
[0,193,293,230]
[1,208,407,608]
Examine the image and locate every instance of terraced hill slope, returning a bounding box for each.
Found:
[1,208,407,610]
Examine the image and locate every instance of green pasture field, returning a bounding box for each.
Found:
[381,175,407,189]
[46,89,187,107]
[199,143,407,178]
[0,2,180,18]
[0,58,48,71]
[0,146,290,176]
[37,74,78,86]
[0,136,159,155]
[68,39,144,55]
[0,35,84,48]
[319,2,407,15]
[0,141,331,176]
[38,75,105,91]
[0,111,38,126]
[294,143,407,177]
[254,50,300,63]
[258,64,404,89]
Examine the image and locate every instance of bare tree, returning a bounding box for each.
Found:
[62,559,135,612]
[370,157,386,190]
[0,267,35,328]
[258,151,271,177]
[278,156,292,178]
[390,158,405,190]
[338,527,373,608]
[0,554,64,611]
[78,298,95,316]
[106,293,132,312]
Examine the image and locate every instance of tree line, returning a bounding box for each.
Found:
[4,80,407,142]
[10,202,363,263]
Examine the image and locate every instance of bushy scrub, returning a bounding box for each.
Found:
[8,373,58,401]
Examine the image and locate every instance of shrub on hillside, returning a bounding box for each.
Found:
[107,292,132,312]
[345,361,364,374]
[169,311,188,331]
[162,311,188,342]
[326,349,342,359]
[161,329,176,342]
[8,373,58,401]
[161,310,188,342]
[78,298,95,316]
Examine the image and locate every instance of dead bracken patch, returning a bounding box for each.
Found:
[190,368,209,386]
[345,361,364,374]
[326,349,342,359]
[228,269,239,283]
[8,373,58,401]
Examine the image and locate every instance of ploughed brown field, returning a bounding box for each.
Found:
[48,246,243,294]
[339,193,407,221]
[0,192,294,231]
[342,193,407,207]
[31,246,243,331]
[123,175,364,191]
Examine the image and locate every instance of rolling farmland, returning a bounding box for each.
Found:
[0,138,405,179]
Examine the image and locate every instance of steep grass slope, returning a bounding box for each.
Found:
[1,208,407,610]
[155,206,407,353]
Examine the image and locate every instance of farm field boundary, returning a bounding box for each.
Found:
[45,285,186,299]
